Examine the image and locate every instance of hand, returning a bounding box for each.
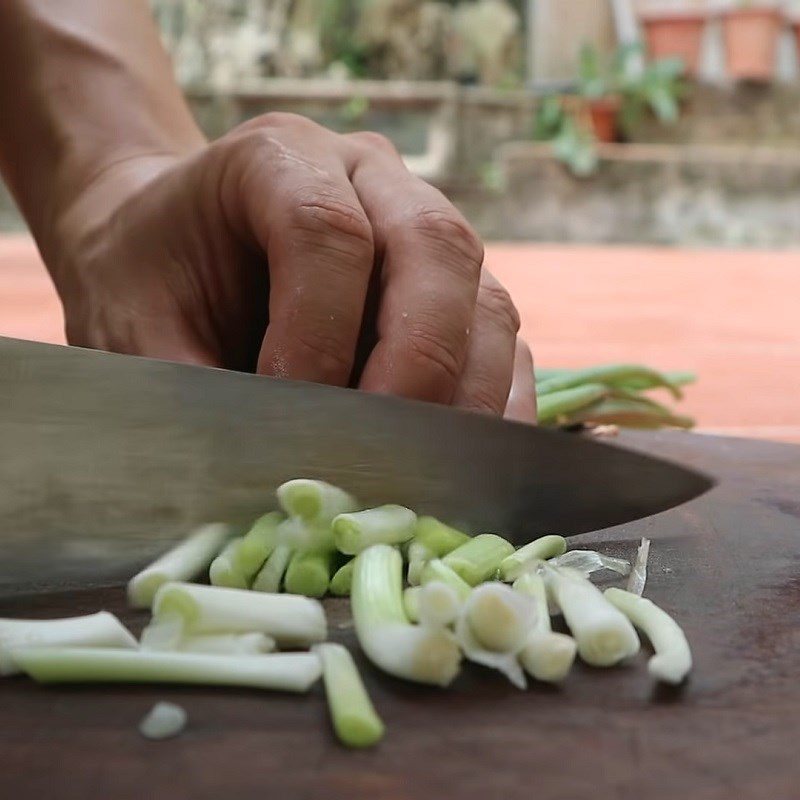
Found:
[53,113,535,421]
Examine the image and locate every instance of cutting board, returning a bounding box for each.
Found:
[1,431,798,800]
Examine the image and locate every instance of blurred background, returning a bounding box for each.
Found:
[1,0,798,441]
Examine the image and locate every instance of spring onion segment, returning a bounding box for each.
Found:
[419,559,472,601]
[252,542,293,593]
[443,534,515,586]
[418,581,461,629]
[314,642,385,748]
[626,538,651,596]
[333,505,417,555]
[0,612,138,676]
[351,545,461,686]
[180,632,276,656]
[153,582,326,646]
[284,548,335,598]
[14,648,322,692]
[549,550,631,577]
[604,587,691,684]
[499,535,568,582]
[329,559,354,597]
[455,582,534,689]
[127,523,233,608]
[414,516,471,556]
[403,586,421,623]
[140,613,185,652]
[406,540,434,586]
[513,573,577,683]
[235,511,283,578]
[209,538,249,589]
[139,701,187,740]
[547,567,640,667]
[277,479,357,524]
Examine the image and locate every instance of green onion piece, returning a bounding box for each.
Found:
[351,545,461,686]
[537,384,609,425]
[251,542,293,593]
[284,548,336,598]
[277,479,358,524]
[209,538,249,589]
[329,559,354,597]
[418,582,461,629]
[537,364,683,400]
[139,613,184,652]
[180,632,276,656]
[153,582,327,647]
[499,535,568,581]
[413,516,471,557]
[546,567,640,667]
[604,587,691,684]
[443,534,515,586]
[513,572,577,683]
[406,540,434,585]
[235,512,284,579]
[333,505,417,555]
[313,642,385,748]
[626,538,651,596]
[127,523,233,609]
[403,586,421,623]
[13,648,322,692]
[139,701,187,740]
[564,396,695,429]
[0,612,137,676]
[419,559,472,602]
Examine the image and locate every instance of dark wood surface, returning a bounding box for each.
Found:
[1,431,799,800]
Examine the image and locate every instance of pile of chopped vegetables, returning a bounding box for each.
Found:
[0,479,692,749]
[535,364,696,430]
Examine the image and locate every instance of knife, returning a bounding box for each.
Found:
[0,336,711,594]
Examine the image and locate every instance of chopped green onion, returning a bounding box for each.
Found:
[406,540,434,586]
[180,633,276,656]
[604,588,691,684]
[0,612,137,676]
[443,534,515,586]
[499,535,568,581]
[546,567,640,667]
[251,542,293,593]
[351,545,461,687]
[537,384,608,425]
[626,538,651,596]
[419,559,472,602]
[549,550,631,577]
[153,582,327,647]
[403,586,421,622]
[313,642,385,748]
[329,559,354,597]
[13,648,322,692]
[413,516,471,557]
[537,364,683,400]
[139,701,187,740]
[513,572,576,683]
[209,538,249,589]
[235,512,283,578]
[417,582,461,629]
[284,548,336,598]
[454,582,534,689]
[127,523,233,608]
[333,505,417,555]
[139,613,184,652]
[277,479,357,524]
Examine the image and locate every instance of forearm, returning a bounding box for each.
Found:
[0,0,204,273]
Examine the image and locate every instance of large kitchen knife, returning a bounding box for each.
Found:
[0,336,711,594]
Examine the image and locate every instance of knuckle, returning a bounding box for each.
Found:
[294,327,354,378]
[405,322,464,387]
[409,209,484,275]
[477,282,521,335]
[238,111,316,134]
[347,130,399,156]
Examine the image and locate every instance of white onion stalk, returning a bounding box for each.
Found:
[419,559,473,602]
[277,479,358,524]
[546,567,640,667]
[548,550,631,577]
[180,632,276,656]
[251,541,293,593]
[499,535,568,581]
[139,702,187,740]
[455,582,535,689]
[351,545,461,687]
[209,538,249,589]
[127,523,233,608]
[513,572,577,683]
[140,613,185,652]
[626,538,651,596]
[153,582,327,647]
[418,581,462,629]
[407,540,434,586]
[13,648,322,692]
[604,587,692,684]
[314,642,385,748]
[403,586,422,623]
[333,505,417,554]
[0,612,137,676]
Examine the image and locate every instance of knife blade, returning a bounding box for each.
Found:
[0,337,711,594]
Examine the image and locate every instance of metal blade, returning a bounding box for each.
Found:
[0,337,711,594]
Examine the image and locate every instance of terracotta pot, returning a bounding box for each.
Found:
[722,7,782,81]
[587,97,621,143]
[640,13,707,77]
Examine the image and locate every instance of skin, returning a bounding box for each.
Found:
[0,0,535,421]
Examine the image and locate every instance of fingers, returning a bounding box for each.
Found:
[346,135,483,404]
[452,269,520,415]
[504,338,538,424]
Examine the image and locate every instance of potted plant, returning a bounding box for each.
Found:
[721,0,782,81]
[576,44,622,143]
[637,1,709,78]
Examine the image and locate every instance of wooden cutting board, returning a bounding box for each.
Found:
[1,431,798,800]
